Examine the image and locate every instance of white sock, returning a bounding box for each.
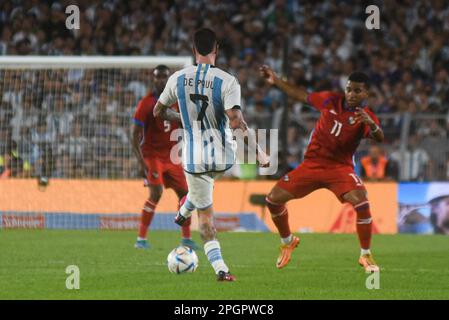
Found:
[281,234,293,245]
[179,196,195,218]
[137,237,146,241]
[361,248,371,256]
[204,240,229,274]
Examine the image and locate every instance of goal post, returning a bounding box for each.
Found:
[0,55,193,69]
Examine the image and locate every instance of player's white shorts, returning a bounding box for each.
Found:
[185,171,223,210]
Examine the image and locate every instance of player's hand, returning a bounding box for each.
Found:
[354,107,375,126]
[258,161,270,168]
[259,65,276,85]
[257,151,270,168]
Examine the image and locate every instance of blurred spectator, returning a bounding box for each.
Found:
[46,94,74,139]
[246,99,271,129]
[390,135,431,181]
[0,141,31,178]
[31,117,55,179]
[360,145,399,181]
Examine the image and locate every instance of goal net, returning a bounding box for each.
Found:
[0,56,191,180]
[0,56,199,230]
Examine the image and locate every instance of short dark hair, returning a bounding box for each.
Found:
[348,72,370,88]
[154,65,170,74]
[193,28,217,56]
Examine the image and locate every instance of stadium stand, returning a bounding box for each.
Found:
[0,0,448,180]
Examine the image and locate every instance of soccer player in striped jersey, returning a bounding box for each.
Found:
[260,65,383,273]
[132,65,198,250]
[154,28,269,281]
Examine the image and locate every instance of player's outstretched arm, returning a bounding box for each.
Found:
[259,65,309,103]
[225,108,270,167]
[153,101,181,122]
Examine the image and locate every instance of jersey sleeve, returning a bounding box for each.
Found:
[133,99,151,127]
[306,91,336,112]
[363,108,381,138]
[223,76,241,110]
[158,73,178,106]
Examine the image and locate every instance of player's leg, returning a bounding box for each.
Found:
[173,187,199,250]
[266,186,295,244]
[135,184,162,249]
[163,163,198,249]
[198,206,235,281]
[135,159,163,249]
[342,189,379,272]
[266,164,320,268]
[327,168,379,272]
[185,172,235,281]
[175,193,196,225]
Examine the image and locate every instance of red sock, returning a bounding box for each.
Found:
[181,217,192,239]
[266,197,291,238]
[354,201,372,250]
[178,197,192,239]
[138,199,157,239]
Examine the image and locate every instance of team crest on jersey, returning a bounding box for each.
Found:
[348,116,356,125]
[283,175,289,182]
[152,172,159,178]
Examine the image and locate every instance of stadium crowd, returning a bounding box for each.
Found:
[1,0,449,180]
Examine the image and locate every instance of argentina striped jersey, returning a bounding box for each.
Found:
[158,64,240,173]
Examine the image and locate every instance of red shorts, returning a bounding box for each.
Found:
[276,160,366,202]
[144,158,187,192]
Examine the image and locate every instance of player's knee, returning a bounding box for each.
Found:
[266,196,284,213]
[344,191,371,219]
[266,187,290,205]
[266,189,279,204]
[343,190,367,206]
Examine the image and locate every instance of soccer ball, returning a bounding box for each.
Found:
[167,246,199,274]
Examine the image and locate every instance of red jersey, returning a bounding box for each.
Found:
[304,91,380,167]
[133,92,180,161]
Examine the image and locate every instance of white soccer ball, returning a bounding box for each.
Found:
[167,246,199,274]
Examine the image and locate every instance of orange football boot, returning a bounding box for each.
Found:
[276,236,300,269]
[359,254,380,272]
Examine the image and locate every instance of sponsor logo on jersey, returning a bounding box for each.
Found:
[283,175,289,182]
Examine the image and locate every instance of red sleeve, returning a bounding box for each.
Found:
[133,98,153,127]
[363,108,381,138]
[306,91,338,111]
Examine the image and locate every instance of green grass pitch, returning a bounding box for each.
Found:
[1,230,449,299]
